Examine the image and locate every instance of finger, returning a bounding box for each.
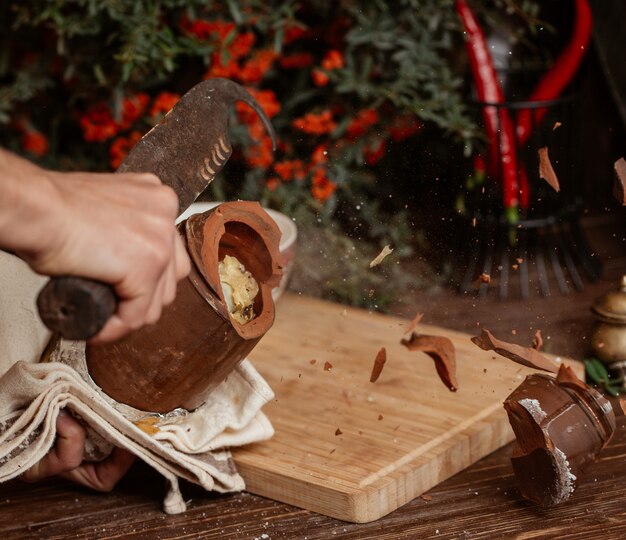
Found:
[128,172,162,186]
[173,233,191,281]
[143,270,168,325]
[162,249,178,307]
[21,412,86,482]
[90,285,153,343]
[90,238,184,344]
[111,265,161,327]
[89,313,129,344]
[60,447,136,492]
[81,171,162,187]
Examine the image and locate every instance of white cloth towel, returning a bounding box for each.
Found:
[0,252,274,513]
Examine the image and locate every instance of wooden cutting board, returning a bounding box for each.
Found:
[233,293,582,523]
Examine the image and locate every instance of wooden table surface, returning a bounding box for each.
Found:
[1,412,625,540]
[1,216,625,539]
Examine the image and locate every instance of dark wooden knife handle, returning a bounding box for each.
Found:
[37,276,117,340]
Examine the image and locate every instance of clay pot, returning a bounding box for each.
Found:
[86,201,283,413]
[503,373,615,507]
[178,202,298,301]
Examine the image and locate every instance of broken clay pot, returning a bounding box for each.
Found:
[86,201,283,413]
[503,373,615,507]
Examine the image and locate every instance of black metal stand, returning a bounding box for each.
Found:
[457,204,602,299]
[454,89,602,298]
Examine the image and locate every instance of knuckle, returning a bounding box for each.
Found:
[97,478,116,493]
[65,451,84,470]
[151,244,171,269]
[158,185,180,214]
[145,307,162,325]
[59,417,86,444]
[143,172,160,184]
[117,309,143,333]
[139,236,170,270]
[126,316,144,332]
[178,250,192,275]
[133,172,160,185]
[163,287,176,306]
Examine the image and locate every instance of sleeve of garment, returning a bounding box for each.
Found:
[0,251,51,376]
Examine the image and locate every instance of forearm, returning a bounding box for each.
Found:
[0,148,60,259]
[0,147,190,342]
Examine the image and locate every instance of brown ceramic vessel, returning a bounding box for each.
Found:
[590,276,626,385]
[86,201,283,413]
[503,373,615,507]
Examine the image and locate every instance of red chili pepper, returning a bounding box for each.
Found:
[456,0,520,209]
[517,0,592,145]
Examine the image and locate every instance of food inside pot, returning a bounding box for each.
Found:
[219,254,259,324]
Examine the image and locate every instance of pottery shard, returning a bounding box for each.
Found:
[532,329,543,351]
[471,329,560,374]
[370,347,387,383]
[538,147,560,193]
[614,157,626,205]
[86,200,283,413]
[401,333,458,391]
[369,245,393,268]
[555,363,587,391]
[504,371,615,507]
[404,311,424,335]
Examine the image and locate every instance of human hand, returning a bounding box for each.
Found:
[18,168,191,343]
[20,411,136,491]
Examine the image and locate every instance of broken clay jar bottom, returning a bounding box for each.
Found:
[86,201,283,413]
[504,374,615,507]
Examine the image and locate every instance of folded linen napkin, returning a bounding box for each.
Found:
[0,253,274,513]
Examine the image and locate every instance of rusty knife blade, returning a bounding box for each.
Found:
[117,78,276,215]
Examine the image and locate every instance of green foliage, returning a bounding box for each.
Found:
[0,0,542,306]
[584,358,623,397]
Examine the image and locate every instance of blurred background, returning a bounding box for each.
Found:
[1,0,624,365]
